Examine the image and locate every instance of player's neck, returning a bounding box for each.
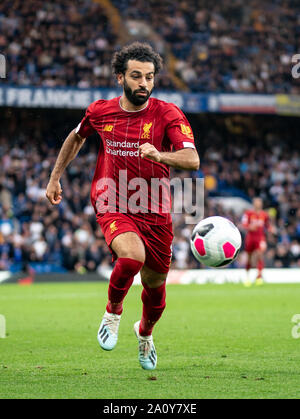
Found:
[119,95,149,112]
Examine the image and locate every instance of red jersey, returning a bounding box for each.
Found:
[242,209,270,239]
[76,96,196,225]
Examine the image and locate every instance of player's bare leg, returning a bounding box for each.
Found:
[97,232,145,351]
[244,252,253,287]
[134,265,167,370]
[255,243,266,286]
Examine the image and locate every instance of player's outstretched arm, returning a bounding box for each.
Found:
[139,143,200,170]
[46,129,86,205]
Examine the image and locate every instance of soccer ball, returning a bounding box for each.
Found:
[190,216,242,268]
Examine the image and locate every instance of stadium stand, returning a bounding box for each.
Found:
[0,0,176,90]
[1,0,299,92]
[110,0,300,93]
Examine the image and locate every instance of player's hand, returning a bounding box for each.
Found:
[139,142,161,163]
[46,179,63,205]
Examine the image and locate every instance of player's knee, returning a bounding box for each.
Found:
[118,250,145,264]
[113,245,146,263]
[141,266,167,288]
[145,278,166,288]
[111,232,146,263]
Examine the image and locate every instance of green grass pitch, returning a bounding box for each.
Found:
[0,281,299,399]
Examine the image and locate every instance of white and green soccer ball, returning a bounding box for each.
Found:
[190,216,242,268]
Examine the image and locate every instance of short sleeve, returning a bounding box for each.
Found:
[75,102,96,138]
[164,104,196,151]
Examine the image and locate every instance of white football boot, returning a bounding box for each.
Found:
[134,321,157,370]
[97,311,121,351]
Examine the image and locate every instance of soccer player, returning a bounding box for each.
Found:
[45,42,199,370]
[242,197,273,286]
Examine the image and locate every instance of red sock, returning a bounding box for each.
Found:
[106,258,143,315]
[257,258,264,278]
[139,282,166,336]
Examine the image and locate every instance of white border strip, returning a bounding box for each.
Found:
[133,269,300,285]
[0,272,11,284]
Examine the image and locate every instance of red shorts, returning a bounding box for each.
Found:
[96,213,174,274]
[244,235,267,253]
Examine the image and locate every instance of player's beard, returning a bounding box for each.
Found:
[123,78,153,106]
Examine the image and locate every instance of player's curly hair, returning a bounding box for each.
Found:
[111,42,163,75]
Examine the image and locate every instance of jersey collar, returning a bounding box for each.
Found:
[118,97,150,114]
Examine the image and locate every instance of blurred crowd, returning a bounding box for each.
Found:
[113,0,300,93]
[0,109,299,273]
[0,0,174,90]
[1,0,299,93]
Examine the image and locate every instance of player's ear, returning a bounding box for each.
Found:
[117,73,124,86]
